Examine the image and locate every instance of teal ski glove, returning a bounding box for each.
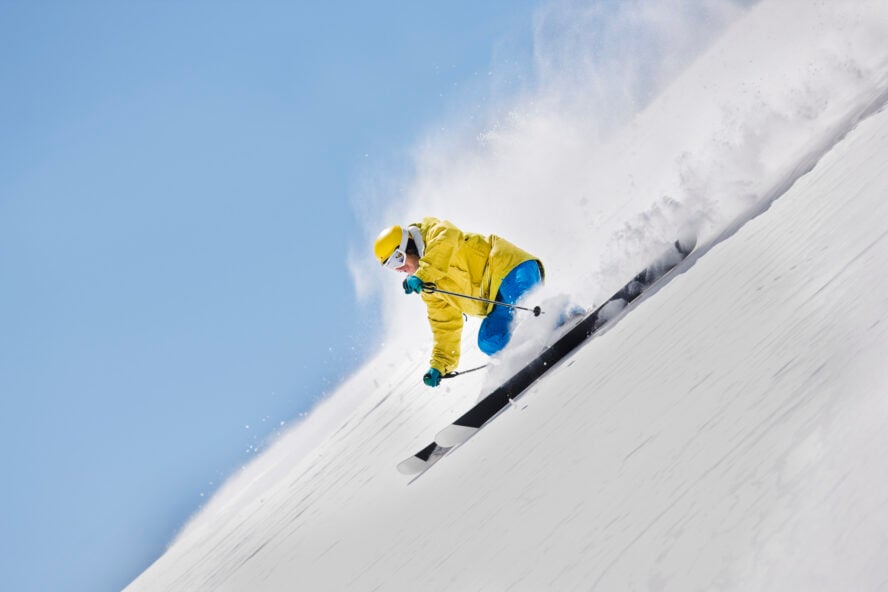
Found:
[403,275,424,294]
[423,368,442,387]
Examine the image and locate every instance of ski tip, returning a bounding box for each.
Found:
[436,424,478,448]
[397,457,430,475]
[397,442,450,475]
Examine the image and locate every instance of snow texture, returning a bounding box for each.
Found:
[127,1,888,590]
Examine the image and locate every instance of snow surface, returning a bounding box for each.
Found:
[127,1,888,590]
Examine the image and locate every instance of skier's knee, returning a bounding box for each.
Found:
[478,322,510,356]
[478,333,507,356]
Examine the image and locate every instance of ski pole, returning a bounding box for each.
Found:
[421,282,542,317]
[442,364,488,380]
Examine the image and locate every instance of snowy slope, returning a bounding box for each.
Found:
[126,1,888,590]
[127,100,888,592]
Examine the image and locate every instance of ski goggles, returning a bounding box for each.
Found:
[382,247,408,270]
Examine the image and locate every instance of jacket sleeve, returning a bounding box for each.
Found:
[422,293,463,374]
[413,218,460,285]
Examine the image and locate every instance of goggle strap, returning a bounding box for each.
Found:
[407,225,425,258]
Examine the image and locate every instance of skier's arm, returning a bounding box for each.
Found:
[423,294,464,375]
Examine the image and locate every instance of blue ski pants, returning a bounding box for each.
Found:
[477,260,543,356]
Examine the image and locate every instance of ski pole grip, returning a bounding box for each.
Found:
[422,282,437,292]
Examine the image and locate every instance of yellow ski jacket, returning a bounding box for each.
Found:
[411,217,543,374]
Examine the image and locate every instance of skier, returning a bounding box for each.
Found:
[374,217,544,388]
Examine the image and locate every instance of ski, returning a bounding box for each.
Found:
[397,237,696,476]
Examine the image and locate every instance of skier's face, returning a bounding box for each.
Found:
[396,254,419,275]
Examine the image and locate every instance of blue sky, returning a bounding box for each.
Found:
[0,2,538,590]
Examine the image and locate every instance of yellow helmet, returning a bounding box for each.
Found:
[373,225,405,264]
